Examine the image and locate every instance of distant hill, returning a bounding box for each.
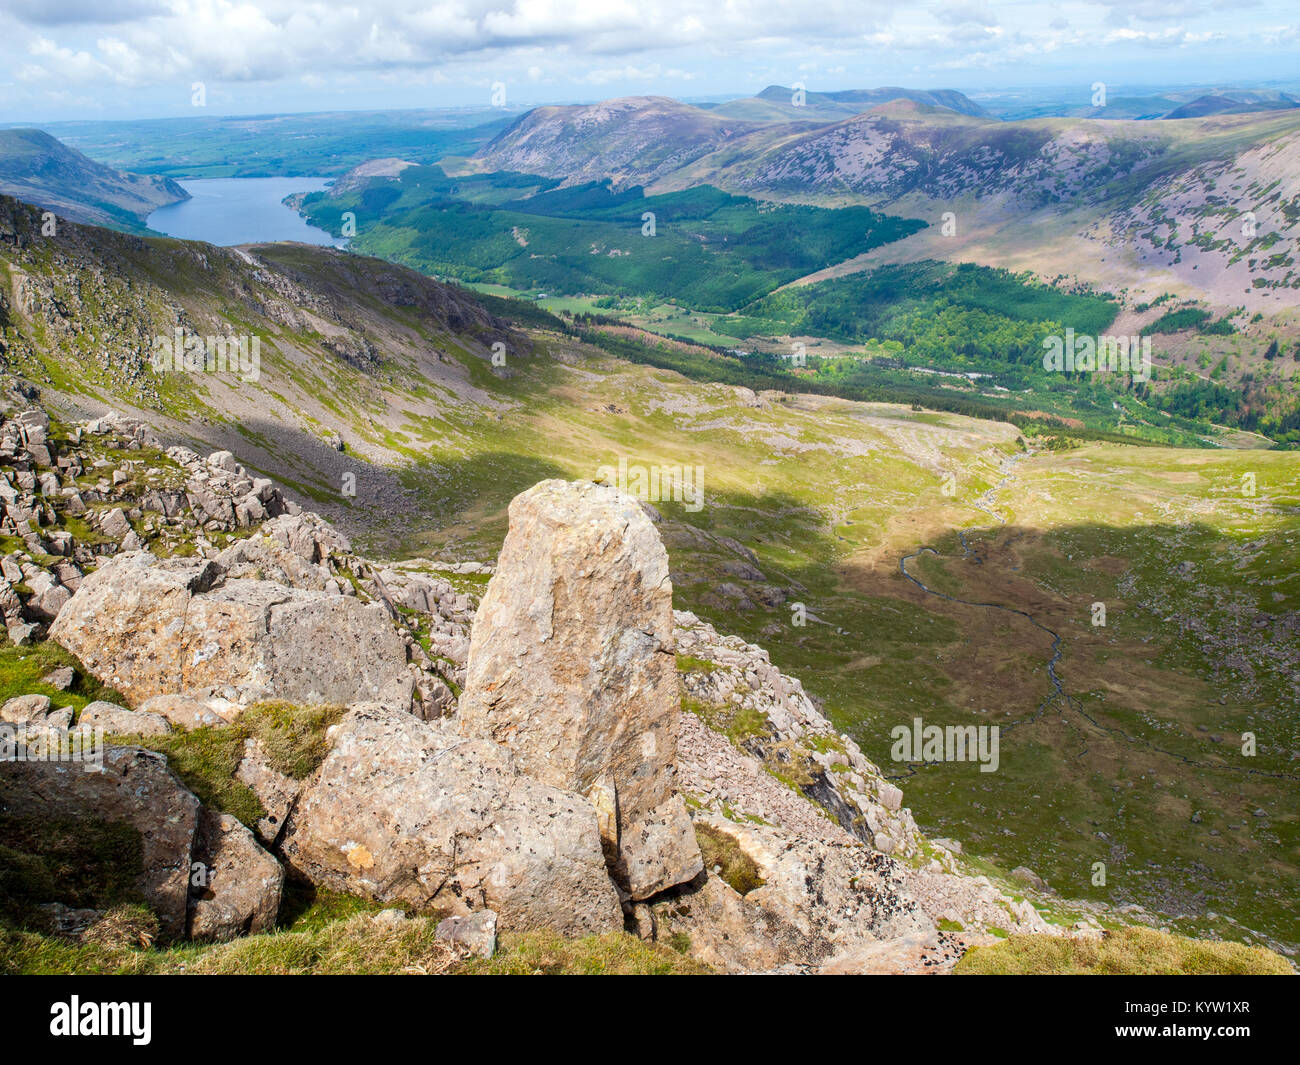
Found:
[1162,91,1300,119]
[470,93,1300,311]
[478,91,1300,218]
[475,96,773,188]
[772,84,986,116]
[1057,97,1183,121]
[0,128,188,231]
[40,108,518,180]
[700,85,987,123]
[986,88,1300,122]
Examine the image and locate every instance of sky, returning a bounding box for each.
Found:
[1,0,1298,121]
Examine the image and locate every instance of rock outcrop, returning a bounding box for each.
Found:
[0,402,468,717]
[234,737,302,848]
[661,610,1055,972]
[457,479,701,900]
[652,815,931,972]
[0,406,1086,971]
[50,551,413,711]
[674,611,922,855]
[280,703,625,935]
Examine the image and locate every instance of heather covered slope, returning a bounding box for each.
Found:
[779,108,1300,315]
[479,94,1300,221]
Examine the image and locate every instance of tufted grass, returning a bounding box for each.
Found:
[236,700,345,779]
[955,926,1295,975]
[693,823,765,897]
[0,914,712,975]
[0,640,126,714]
[124,725,263,828]
[106,700,346,831]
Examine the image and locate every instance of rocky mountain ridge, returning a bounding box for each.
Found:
[475,96,774,189]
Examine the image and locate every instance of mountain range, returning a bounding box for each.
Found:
[466,94,1300,313]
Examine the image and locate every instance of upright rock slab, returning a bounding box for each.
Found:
[457,479,701,900]
[188,810,284,941]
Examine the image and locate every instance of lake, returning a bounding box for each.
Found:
[146,177,345,247]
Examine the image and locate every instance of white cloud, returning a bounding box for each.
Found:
[0,0,1295,118]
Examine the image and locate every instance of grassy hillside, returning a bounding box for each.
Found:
[1,899,708,975]
[956,927,1294,974]
[0,193,521,505]
[295,141,1300,444]
[3,201,1298,956]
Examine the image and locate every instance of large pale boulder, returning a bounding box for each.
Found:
[280,703,624,935]
[0,746,200,940]
[50,552,412,711]
[457,479,701,900]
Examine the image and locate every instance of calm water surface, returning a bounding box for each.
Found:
[147,177,345,247]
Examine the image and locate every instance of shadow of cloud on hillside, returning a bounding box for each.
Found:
[641,480,1300,949]
[846,515,1297,948]
[170,411,570,556]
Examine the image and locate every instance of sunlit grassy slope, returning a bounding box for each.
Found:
[955,926,1293,975]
